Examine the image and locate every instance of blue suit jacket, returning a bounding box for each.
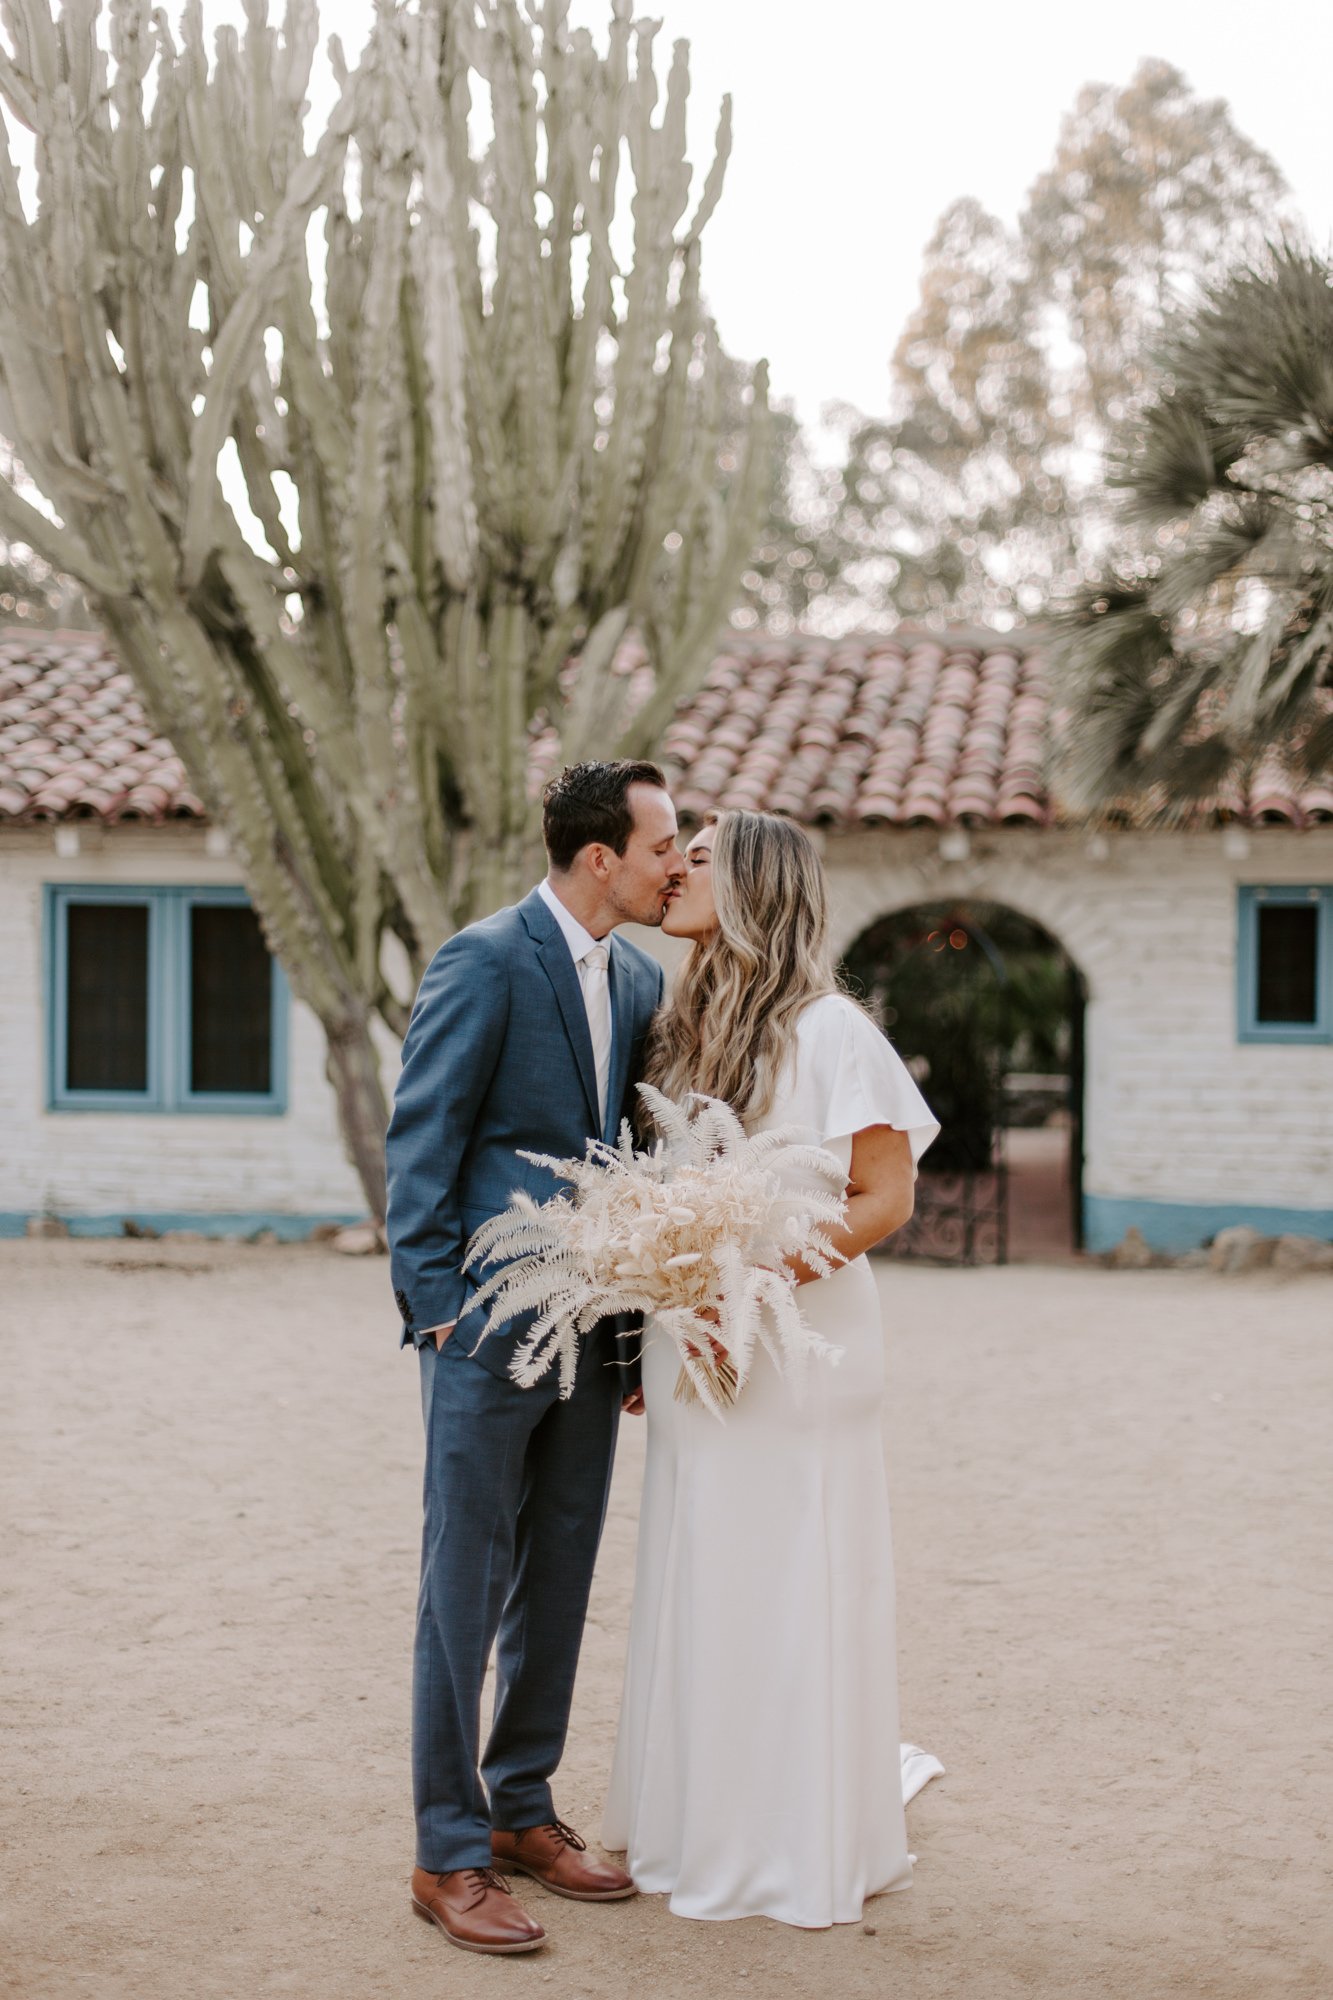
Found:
[385,887,666,1380]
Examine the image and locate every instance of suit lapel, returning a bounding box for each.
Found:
[604,936,638,1142]
[522,889,601,1135]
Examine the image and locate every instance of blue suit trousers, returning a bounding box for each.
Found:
[412,1323,623,1871]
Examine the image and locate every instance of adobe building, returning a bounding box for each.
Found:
[3,626,1331,1255]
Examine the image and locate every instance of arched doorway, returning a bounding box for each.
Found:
[840,901,1087,1264]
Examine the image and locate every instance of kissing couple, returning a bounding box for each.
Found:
[385,758,939,1952]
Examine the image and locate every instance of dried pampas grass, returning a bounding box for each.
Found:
[462,1085,848,1419]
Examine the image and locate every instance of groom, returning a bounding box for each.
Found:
[385,760,684,1956]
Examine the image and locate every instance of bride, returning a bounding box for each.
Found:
[602,809,940,1929]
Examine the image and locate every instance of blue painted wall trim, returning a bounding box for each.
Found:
[0,1211,362,1242]
[1084,1194,1333,1254]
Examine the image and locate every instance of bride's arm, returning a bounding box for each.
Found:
[788,1123,915,1283]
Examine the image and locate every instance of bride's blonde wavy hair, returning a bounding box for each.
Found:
[644,809,839,1124]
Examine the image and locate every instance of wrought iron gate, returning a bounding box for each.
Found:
[877,1157,1009,1266]
[843,902,1068,1270]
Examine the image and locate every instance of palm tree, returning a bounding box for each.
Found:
[1052,244,1333,813]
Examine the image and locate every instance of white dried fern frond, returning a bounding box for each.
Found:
[462,1085,850,1419]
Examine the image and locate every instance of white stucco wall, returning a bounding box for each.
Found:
[811,823,1333,1245]
[4,818,1332,1246]
[0,824,369,1229]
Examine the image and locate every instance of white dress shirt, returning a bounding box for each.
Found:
[537,878,612,1128]
[537,876,603,977]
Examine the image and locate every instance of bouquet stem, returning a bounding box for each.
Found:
[673,1352,740,1409]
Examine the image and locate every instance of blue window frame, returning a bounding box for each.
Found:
[1236,885,1333,1044]
[46,885,289,1113]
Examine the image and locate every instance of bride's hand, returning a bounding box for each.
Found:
[684,1307,727,1369]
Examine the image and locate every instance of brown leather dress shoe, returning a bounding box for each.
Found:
[491,1818,637,1902]
[410,1865,546,1954]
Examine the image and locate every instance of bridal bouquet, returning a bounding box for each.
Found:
[462,1085,848,1418]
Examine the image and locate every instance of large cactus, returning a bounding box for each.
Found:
[0,0,768,1215]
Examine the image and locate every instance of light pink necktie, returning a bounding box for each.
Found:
[582,943,611,1132]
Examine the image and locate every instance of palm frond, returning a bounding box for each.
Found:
[1296,712,1333,777]
[1055,243,1333,812]
[1159,242,1333,462]
[1109,392,1246,526]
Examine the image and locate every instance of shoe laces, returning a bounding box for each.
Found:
[541,1819,587,1853]
[460,1867,512,1905]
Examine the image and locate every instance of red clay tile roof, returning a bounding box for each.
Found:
[664,633,1333,828]
[664,635,1052,827]
[3,624,1332,830]
[0,630,204,823]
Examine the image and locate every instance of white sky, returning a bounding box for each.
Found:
[297,0,1333,428]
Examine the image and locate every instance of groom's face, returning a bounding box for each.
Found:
[605,783,687,928]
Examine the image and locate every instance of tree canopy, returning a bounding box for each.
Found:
[824,60,1291,631]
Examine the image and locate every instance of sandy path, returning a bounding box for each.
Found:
[1,1242,1330,2000]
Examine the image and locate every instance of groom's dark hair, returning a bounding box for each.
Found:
[543,759,668,872]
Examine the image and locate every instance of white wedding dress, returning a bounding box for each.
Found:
[602,993,943,1928]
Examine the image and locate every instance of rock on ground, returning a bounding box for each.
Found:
[1272,1234,1333,1273]
[1209,1225,1277,1274]
[331,1222,385,1256]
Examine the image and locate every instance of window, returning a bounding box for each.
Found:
[47,886,288,1112]
[1237,886,1333,1044]
[66,902,151,1092]
[188,903,274,1096]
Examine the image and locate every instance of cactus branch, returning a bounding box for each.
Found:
[0,0,767,1218]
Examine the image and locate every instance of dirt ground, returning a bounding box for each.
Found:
[2,1241,1330,2000]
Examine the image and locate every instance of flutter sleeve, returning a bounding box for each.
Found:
[817,996,940,1174]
